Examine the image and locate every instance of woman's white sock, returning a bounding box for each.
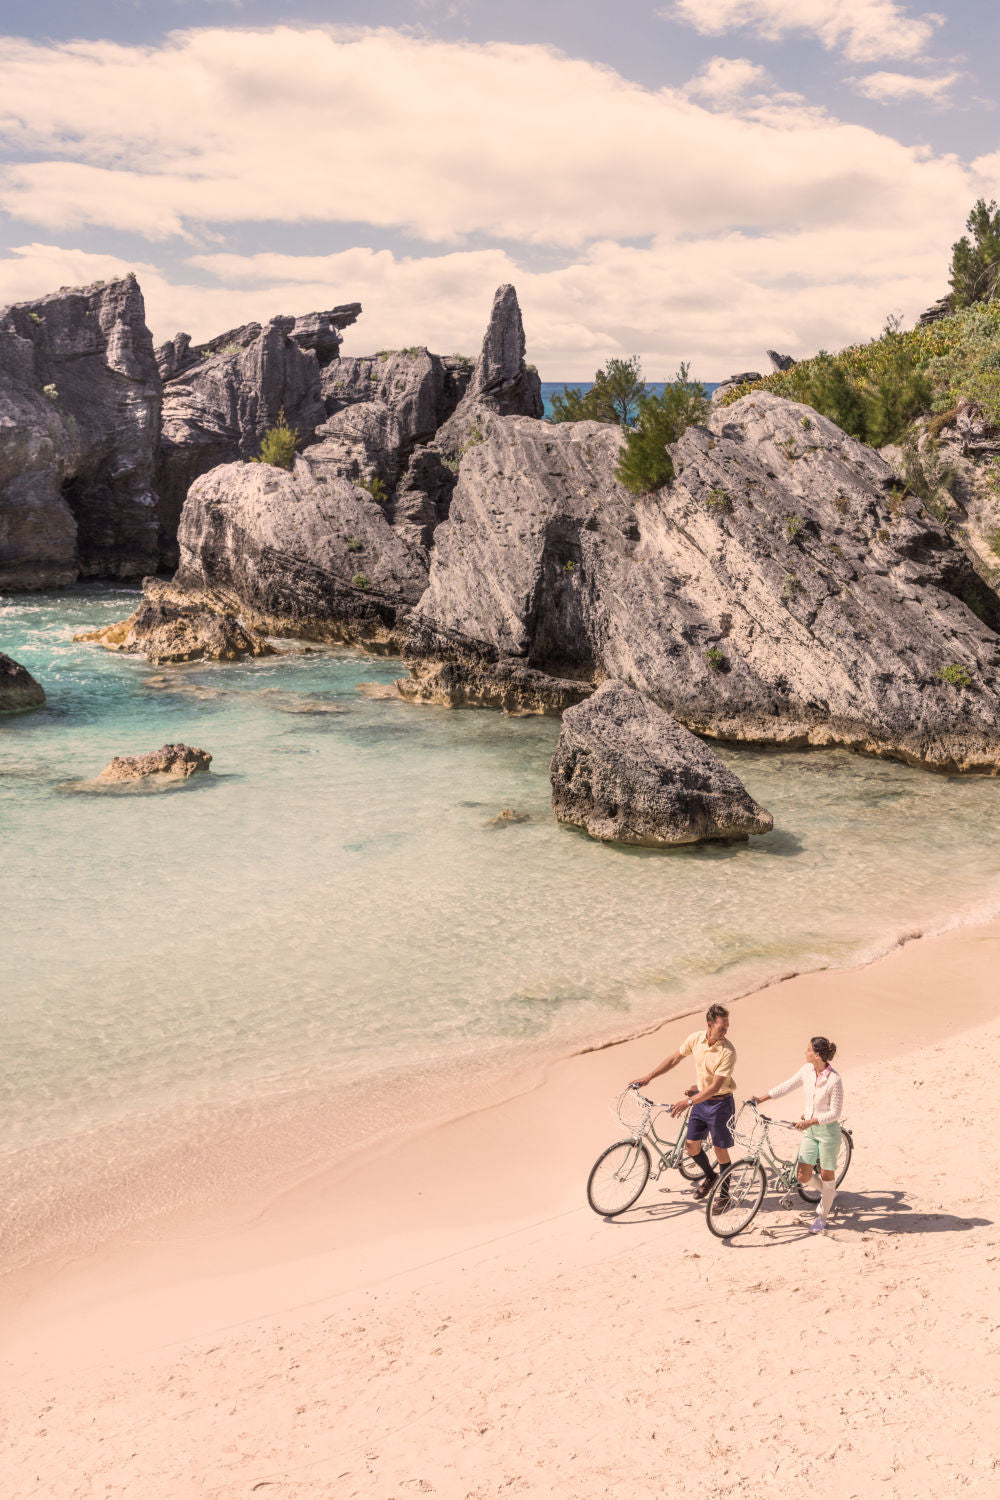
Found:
[820,1178,836,1221]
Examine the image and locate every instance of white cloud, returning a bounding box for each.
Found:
[0,28,996,376]
[0,25,972,249]
[851,70,960,103]
[684,56,769,102]
[667,0,944,62]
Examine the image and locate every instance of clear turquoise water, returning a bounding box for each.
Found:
[4,586,1000,1267]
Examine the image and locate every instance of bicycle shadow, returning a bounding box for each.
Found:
[601,1185,709,1227]
[719,1188,991,1250]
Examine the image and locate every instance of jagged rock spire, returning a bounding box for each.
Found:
[466,285,543,418]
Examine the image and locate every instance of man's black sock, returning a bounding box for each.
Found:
[692,1149,716,1182]
[718,1162,732,1199]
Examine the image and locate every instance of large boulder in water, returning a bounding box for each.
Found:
[406,391,1000,773]
[550,680,773,846]
[0,276,161,590]
[0,652,45,711]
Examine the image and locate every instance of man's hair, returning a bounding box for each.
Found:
[705,1004,729,1026]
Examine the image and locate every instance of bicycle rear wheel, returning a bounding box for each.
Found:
[705,1159,766,1239]
[797,1129,853,1203]
[587,1139,651,1217]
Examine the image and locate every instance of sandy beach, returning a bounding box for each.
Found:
[2,916,999,1497]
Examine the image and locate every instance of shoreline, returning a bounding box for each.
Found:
[4,907,1000,1386]
[6,865,1000,1295]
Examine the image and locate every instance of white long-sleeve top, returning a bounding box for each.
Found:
[768,1064,844,1124]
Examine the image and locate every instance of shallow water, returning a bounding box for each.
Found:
[4,586,1000,1267]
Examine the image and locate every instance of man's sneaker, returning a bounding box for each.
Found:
[808,1216,827,1235]
[694,1176,716,1200]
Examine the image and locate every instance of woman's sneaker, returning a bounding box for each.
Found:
[808,1217,827,1235]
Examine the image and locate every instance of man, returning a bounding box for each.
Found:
[631,1004,736,1200]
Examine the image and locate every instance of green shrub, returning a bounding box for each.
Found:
[616,365,709,495]
[42,383,59,402]
[563,559,577,572]
[706,646,725,672]
[346,537,363,552]
[987,528,1000,558]
[351,572,371,589]
[253,408,297,469]
[938,663,972,687]
[782,573,801,602]
[358,476,388,503]
[707,488,731,512]
[926,301,1000,425]
[721,316,944,446]
[28,311,43,325]
[785,514,804,539]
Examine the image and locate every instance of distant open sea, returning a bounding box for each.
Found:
[541,380,721,417]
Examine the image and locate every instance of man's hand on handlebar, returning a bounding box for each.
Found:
[669,1096,692,1118]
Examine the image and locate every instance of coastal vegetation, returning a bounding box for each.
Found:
[616,366,709,495]
[253,408,297,469]
[550,355,647,426]
[949,198,1000,308]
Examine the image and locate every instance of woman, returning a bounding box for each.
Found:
[750,1037,843,1235]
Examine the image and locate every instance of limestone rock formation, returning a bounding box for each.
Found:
[462,284,544,419]
[918,296,953,326]
[396,657,592,715]
[0,652,45,711]
[406,392,1000,772]
[0,277,161,590]
[76,584,277,665]
[711,372,763,404]
[170,455,430,647]
[156,315,335,562]
[766,351,797,372]
[96,743,212,783]
[551,681,773,846]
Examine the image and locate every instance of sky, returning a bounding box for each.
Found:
[0,1,998,378]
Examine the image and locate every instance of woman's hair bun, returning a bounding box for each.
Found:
[811,1036,837,1064]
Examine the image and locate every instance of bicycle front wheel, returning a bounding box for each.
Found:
[705,1159,767,1239]
[797,1129,853,1203]
[587,1139,651,1217]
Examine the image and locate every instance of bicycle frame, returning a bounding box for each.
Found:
[624,1092,700,1180]
[733,1102,812,1201]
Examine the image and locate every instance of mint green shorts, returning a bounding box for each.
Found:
[796,1122,842,1172]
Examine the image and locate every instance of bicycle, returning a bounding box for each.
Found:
[704,1100,853,1239]
[586,1085,716,1217]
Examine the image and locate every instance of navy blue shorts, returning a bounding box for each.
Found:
[686,1094,735,1149]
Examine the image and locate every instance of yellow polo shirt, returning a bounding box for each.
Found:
[679,1029,737,1096]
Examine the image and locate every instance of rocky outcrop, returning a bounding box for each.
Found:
[0,652,45,710]
[711,372,763,404]
[126,287,542,649]
[155,314,340,563]
[168,455,430,647]
[96,743,212,783]
[396,657,592,714]
[766,351,797,372]
[918,296,953,326]
[76,583,277,665]
[0,277,161,590]
[551,681,773,846]
[405,392,1000,773]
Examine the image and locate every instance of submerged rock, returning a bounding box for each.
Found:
[76,585,277,665]
[0,277,161,590]
[407,392,1000,772]
[0,652,45,711]
[490,807,530,826]
[550,680,773,847]
[96,743,212,783]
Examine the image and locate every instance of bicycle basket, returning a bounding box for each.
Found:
[611,1088,652,1139]
[732,1102,765,1151]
